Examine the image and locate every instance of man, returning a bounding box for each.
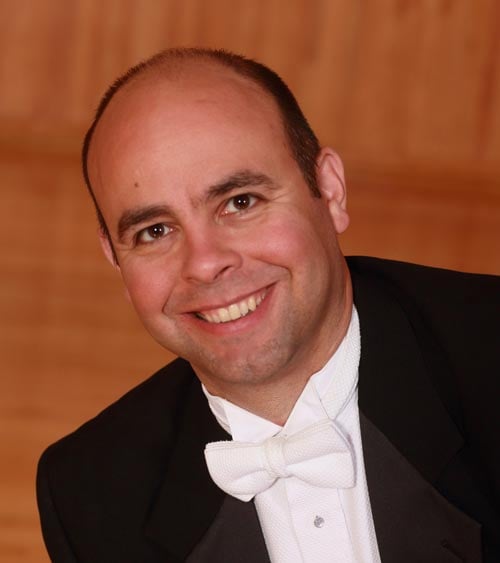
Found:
[37,48,499,562]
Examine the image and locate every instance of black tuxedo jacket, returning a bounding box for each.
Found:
[37,257,500,562]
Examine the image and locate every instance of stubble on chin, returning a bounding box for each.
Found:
[190,321,309,399]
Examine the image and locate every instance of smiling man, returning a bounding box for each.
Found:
[37,49,499,563]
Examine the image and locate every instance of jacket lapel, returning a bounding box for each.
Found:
[361,413,481,563]
[351,265,463,481]
[186,495,270,563]
[144,373,269,562]
[351,265,482,562]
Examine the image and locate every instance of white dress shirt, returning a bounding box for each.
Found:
[203,307,381,563]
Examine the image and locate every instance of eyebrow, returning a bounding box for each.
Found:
[117,204,173,242]
[116,170,276,242]
[204,170,275,201]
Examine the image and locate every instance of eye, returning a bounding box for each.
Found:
[223,193,257,215]
[136,223,170,244]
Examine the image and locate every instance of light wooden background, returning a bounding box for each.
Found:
[1,1,499,560]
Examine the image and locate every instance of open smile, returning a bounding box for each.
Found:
[196,289,268,323]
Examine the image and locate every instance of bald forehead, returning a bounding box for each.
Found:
[111,60,278,124]
[88,61,287,164]
[86,59,293,197]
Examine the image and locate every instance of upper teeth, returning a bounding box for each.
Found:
[198,291,265,323]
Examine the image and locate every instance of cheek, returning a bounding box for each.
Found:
[250,211,333,268]
[119,260,177,316]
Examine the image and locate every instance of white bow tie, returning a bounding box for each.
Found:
[204,419,355,502]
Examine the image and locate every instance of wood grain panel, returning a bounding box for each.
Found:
[0,1,498,560]
[0,153,172,561]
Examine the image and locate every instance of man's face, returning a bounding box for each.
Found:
[88,67,351,398]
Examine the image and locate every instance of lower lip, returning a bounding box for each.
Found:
[189,285,275,335]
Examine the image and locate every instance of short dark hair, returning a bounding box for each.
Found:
[82,47,321,240]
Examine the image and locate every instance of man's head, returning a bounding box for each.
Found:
[83,48,322,244]
[84,48,351,415]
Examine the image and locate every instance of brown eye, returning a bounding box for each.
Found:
[147,224,166,238]
[137,223,169,244]
[233,194,251,209]
[224,194,256,214]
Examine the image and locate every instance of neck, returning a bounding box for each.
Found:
[217,376,311,426]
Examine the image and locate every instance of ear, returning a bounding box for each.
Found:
[316,148,350,234]
[98,229,119,268]
[98,230,133,302]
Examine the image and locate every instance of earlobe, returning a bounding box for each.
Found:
[316,148,350,234]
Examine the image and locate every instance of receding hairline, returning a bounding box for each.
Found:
[87,60,293,190]
[85,53,298,192]
[87,52,287,149]
[84,47,316,165]
[119,50,264,90]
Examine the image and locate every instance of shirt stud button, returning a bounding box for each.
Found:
[314,515,325,528]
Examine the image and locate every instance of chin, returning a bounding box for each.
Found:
[193,338,301,390]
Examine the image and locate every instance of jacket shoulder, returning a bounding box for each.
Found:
[346,255,499,390]
[37,357,196,560]
[347,255,499,293]
[40,357,196,467]
[347,256,499,338]
[347,256,500,501]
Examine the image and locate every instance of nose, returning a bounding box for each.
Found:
[181,227,242,284]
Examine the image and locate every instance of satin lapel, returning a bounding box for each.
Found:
[350,266,482,562]
[143,375,269,562]
[351,265,463,483]
[186,496,271,563]
[360,413,482,563]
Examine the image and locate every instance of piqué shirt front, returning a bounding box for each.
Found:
[203,307,381,563]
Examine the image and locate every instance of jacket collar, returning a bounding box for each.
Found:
[350,263,464,483]
[350,263,483,561]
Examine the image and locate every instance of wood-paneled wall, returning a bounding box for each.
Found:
[1,1,498,560]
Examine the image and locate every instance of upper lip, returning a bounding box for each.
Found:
[189,285,271,315]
